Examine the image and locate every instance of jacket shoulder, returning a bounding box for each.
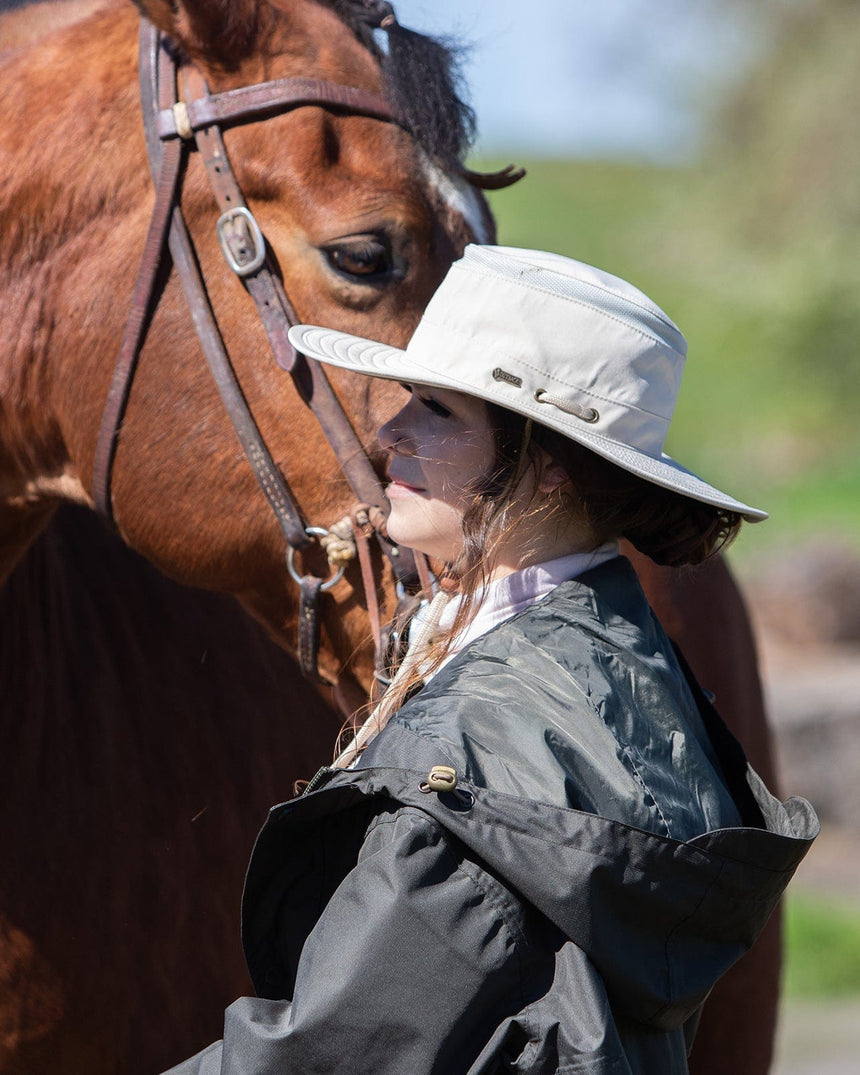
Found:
[367,559,742,839]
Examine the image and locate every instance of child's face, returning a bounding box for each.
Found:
[377,386,495,564]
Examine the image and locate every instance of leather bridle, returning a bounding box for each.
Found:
[94,20,427,683]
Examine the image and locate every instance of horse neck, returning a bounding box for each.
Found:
[0,3,146,516]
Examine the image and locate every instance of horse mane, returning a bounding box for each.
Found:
[331,0,477,166]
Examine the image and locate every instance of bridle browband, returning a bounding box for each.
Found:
[93,19,422,682]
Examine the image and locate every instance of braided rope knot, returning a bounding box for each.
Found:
[319,517,357,565]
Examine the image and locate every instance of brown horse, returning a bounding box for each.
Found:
[0,1,780,1072]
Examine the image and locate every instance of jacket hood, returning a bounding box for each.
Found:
[351,726,815,1029]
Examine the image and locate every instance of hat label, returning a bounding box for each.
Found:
[492,367,523,388]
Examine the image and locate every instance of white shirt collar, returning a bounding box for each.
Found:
[412,543,620,677]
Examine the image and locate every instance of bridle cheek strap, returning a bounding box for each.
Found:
[94,19,418,683]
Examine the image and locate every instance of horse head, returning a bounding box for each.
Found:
[0,0,505,705]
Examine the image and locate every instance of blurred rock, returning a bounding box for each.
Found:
[747,540,860,648]
[754,624,860,828]
[744,539,860,827]
[767,659,860,828]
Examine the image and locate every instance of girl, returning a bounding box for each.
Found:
[168,246,815,1074]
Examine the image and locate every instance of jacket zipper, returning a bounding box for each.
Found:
[302,765,335,795]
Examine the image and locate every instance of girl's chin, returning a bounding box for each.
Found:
[386,517,455,565]
[385,521,425,555]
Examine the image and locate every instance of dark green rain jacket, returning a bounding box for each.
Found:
[167,558,817,1074]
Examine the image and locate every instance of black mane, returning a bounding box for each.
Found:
[332,0,476,167]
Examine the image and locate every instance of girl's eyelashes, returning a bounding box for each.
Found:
[397,382,452,418]
[417,395,452,418]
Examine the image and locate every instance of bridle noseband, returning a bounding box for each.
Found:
[94,20,422,683]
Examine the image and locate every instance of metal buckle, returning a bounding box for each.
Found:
[287,526,347,593]
[216,206,266,277]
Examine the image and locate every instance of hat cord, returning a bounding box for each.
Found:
[534,389,599,424]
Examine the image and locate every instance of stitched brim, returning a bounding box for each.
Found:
[289,324,767,522]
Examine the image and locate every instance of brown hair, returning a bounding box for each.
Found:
[523,417,743,569]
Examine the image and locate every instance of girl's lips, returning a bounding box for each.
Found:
[386,478,425,497]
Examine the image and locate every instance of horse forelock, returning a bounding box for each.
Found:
[329,0,476,169]
[323,2,490,247]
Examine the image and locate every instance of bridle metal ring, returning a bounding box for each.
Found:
[287,526,347,591]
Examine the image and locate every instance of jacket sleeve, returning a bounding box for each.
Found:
[165,805,530,1074]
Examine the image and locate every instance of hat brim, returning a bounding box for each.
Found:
[289,324,768,523]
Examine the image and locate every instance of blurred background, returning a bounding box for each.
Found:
[397,1,859,1070]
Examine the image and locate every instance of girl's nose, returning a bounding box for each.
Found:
[377,411,414,456]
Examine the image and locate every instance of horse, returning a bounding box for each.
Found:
[0,1,780,1072]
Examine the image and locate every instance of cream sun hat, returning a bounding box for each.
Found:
[288,245,766,521]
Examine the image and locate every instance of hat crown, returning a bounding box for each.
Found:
[410,245,687,457]
[461,246,687,357]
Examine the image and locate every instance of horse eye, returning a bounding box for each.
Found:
[324,237,392,281]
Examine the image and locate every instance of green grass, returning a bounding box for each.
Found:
[471,156,860,559]
[732,455,860,565]
[783,894,860,998]
[475,157,683,281]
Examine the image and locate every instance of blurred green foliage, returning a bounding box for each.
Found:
[784,894,860,997]
[470,0,860,562]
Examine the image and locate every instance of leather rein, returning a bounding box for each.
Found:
[93,19,426,683]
